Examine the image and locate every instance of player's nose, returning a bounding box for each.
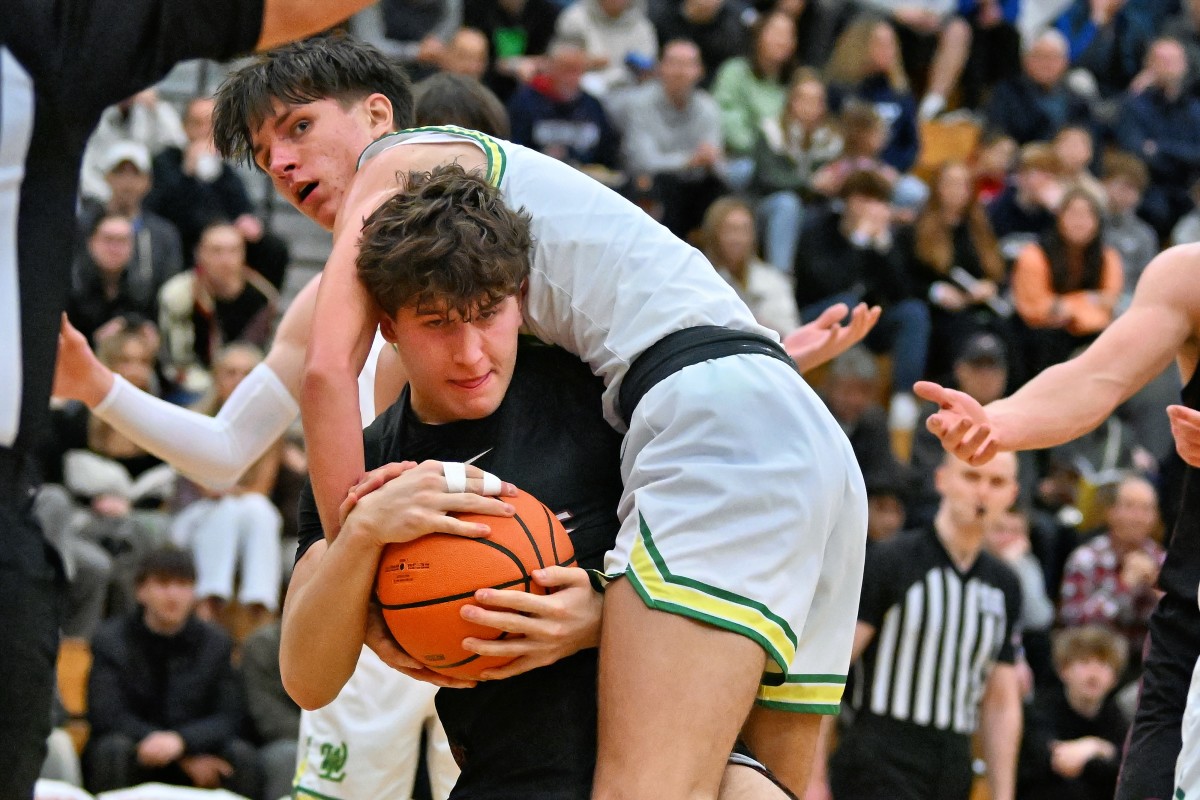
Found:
[453,327,486,365]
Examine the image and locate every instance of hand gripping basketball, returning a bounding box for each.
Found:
[375,485,577,681]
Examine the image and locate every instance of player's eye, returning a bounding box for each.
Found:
[293,119,310,136]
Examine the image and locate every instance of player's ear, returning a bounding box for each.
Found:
[516,279,529,312]
[365,93,396,137]
[379,313,400,345]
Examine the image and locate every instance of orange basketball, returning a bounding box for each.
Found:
[375,487,575,680]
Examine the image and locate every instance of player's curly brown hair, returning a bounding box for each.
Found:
[357,163,533,318]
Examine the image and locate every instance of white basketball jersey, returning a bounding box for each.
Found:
[359,127,771,430]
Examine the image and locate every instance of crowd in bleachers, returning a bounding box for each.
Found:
[33,0,1200,797]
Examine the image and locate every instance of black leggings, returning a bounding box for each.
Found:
[0,471,65,798]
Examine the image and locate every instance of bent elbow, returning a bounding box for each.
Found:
[300,357,353,409]
[282,667,338,712]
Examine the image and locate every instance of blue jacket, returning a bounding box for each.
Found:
[1115,87,1200,191]
[984,75,1092,145]
[1055,0,1154,98]
[833,75,919,173]
[508,79,621,169]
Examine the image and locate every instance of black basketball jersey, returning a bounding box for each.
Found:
[1158,367,1200,601]
[296,338,623,799]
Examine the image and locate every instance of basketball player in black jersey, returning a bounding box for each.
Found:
[280,166,795,798]
[916,240,1200,800]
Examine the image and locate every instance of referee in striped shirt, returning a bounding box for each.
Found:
[825,452,1024,800]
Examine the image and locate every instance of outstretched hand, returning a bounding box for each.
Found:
[1168,405,1200,468]
[913,380,998,465]
[53,314,114,407]
[784,303,882,373]
[460,566,602,680]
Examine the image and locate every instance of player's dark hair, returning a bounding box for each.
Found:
[357,164,531,318]
[212,33,414,165]
[135,546,197,586]
[413,73,511,139]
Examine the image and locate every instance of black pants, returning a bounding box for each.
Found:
[85,732,263,798]
[0,476,64,799]
[1116,592,1200,800]
[830,714,973,800]
[654,172,728,243]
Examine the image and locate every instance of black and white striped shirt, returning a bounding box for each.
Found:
[852,528,1022,735]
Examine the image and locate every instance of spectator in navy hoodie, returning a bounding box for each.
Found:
[825,17,919,176]
[985,29,1093,146]
[1116,36,1200,241]
[508,37,621,170]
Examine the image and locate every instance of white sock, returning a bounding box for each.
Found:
[918,94,946,121]
[888,392,920,432]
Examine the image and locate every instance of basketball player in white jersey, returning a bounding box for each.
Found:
[211,35,868,797]
[53,56,873,799]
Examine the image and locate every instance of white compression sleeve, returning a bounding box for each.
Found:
[91,363,299,491]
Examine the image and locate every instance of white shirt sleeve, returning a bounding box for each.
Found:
[91,362,299,491]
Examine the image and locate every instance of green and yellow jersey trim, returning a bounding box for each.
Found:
[358,125,507,186]
[624,513,799,687]
[755,673,847,715]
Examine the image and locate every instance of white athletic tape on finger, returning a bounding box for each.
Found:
[443,461,467,493]
[482,470,501,496]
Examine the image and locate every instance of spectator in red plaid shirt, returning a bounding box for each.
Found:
[1059,475,1165,673]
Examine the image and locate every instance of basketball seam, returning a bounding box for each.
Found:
[513,512,546,570]
[541,503,560,565]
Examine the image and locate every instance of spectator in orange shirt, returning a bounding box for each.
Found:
[1012,188,1123,375]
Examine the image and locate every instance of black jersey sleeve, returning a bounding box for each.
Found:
[4,0,264,119]
[294,478,325,565]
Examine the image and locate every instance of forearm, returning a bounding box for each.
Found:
[302,232,378,538]
[301,365,367,538]
[257,0,375,50]
[91,366,297,491]
[280,532,379,710]
[985,359,1126,450]
[981,699,1022,800]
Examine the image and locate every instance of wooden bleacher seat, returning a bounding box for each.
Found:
[56,637,92,754]
[915,117,983,184]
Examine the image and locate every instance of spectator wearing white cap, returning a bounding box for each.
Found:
[78,89,188,204]
[78,141,185,307]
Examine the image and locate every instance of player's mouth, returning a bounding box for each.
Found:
[296,181,318,204]
[451,373,491,391]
